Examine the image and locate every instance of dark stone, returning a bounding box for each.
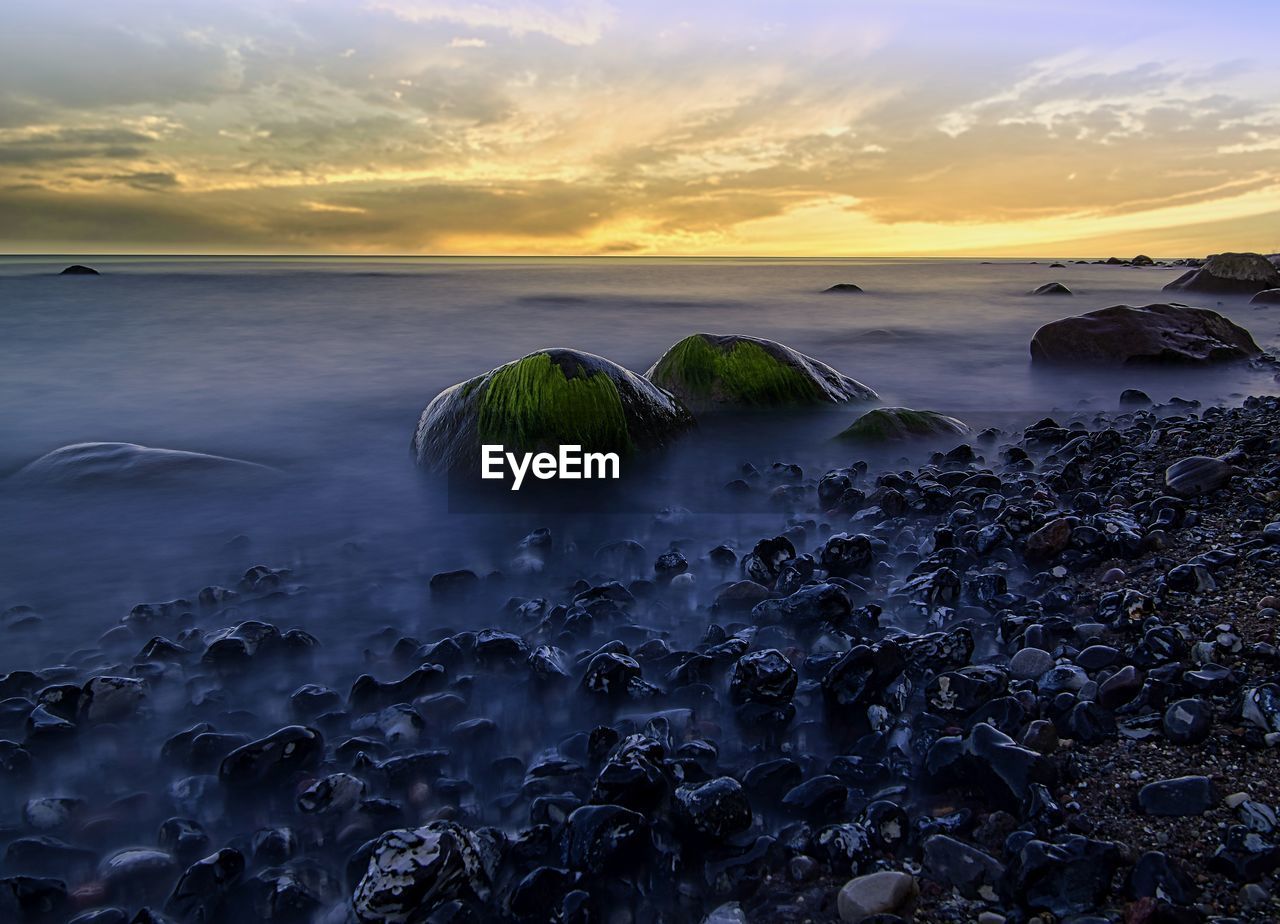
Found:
[1137,776,1215,816]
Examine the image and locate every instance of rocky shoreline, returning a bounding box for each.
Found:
[3,384,1280,923]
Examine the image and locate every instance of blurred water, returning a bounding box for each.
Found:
[0,255,1276,664]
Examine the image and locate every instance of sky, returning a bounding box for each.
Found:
[1,0,1278,257]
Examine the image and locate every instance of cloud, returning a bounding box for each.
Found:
[368,0,614,46]
[0,0,1278,254]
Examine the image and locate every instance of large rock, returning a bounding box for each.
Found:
[59,264,100,275]
[1029,303,1261,366]
[1251,288,1280,305]
[10,442,278,487]
[837,870,918,922]
[836,407,969,443]
[1163,252,1280,295]
[411,349,693,471]
[351,822,499,923]
[646,333,876,409]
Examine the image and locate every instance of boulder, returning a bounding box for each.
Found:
[646,333,876,409]
[10,443,278,486]
[1132,254,1155,266]
[351,822,499,923]
[412,349,693,471]
[823,283,863,293]
[59,265,100,275]
[1030,303,1261,366]
[1251,288,1280,305]
[1163,252,1280,295]
[837,407,969,443]
[1030,282,1072,296]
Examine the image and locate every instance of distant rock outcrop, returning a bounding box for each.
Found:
[59,265,100,275]
[823,283,863,293]
[1030,283,1072,296]
[1163,252,1280,295]
[11,442,278,486]
[1030,304,1261,366]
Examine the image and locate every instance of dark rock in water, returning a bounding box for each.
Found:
[100,847,178,900]
[1119,388,1152,408]
[411,348,693,471]
[730,649,797,705]
[1165,455,1237,497]
[836,407,969,443]
[351,822,498,923]
[164,848,244,919]
[1251,288,1280,305]
[1163,252,1280,294]
[60,264,99,275]
[824,283,863,293]
[672,777,752,840]
[1163,698,1213,745]
[1030,282,1072,295]
[10,443,278,486]
[0,876,68,920]
[1006,836,1122,917]
[218,726,323,790]
[561,804,647,874]
[645,333,877,409]
[1132,254,1155,266]
[781,774,848,819]
[1138,776,1216,816]
[1029,303,1261,366]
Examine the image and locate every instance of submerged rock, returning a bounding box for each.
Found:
[836,407,969,443]
[59,265,99,275]
[411,349,693,471]
[1030,303,1261,365]
[1030,282,1072,295]
[1251,288,1280,305]
[645,333,877,409]
[10,443,278,487]
[1164,252,1280,294]
[824,283,863,293]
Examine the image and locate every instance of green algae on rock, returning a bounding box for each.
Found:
[645,333,877,410]
[412,349,693,471]
[837,407,970,443]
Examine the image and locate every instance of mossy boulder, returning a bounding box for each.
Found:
[645,333,876,410]
[1030,303,1261,366]
[1163,252,1280,295]
[412,349,693,471]
[837,408,969,443]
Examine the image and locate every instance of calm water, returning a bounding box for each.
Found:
[0,255,1276,666]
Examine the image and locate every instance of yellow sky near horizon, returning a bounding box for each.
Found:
[2,1,1278,257]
